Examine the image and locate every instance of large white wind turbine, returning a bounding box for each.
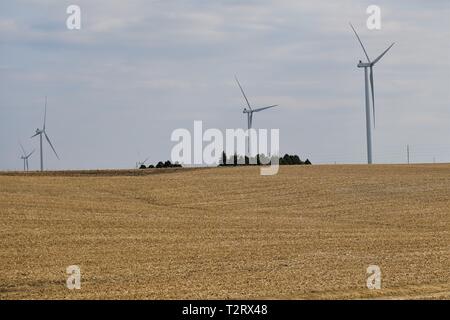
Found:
[19,143,34,171]
[235,76,277,155]
[350,23,394,164]
[31,96,59,171]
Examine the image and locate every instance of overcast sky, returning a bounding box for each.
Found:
[1,0,449,170]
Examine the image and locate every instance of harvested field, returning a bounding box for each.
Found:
[0,165,449,299]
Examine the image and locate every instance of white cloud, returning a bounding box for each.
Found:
[0,0,449,169]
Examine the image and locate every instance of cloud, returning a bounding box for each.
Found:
[0,0,449,169]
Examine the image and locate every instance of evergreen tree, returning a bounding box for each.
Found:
[221,151,227,166]
[164,160,172,168]
[292,155,302,165]
[283,154,292,165]
[156,161,164,168]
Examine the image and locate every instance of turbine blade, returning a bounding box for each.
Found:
[44,132,59,160]
[235,76,252,110]
[370,67,375,128]
[31,132,40,138]
[27,149,35,158]
[349,23,371,63]
[252,105,278,113]
[19,142,26,156]
[372,43,395,65]
[43,96,47,130]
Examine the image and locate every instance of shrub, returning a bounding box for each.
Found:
[282,154,293,165]
[292,155,302,165]
[156,161,164,168]
[173,162,182,168]
[164,160,172,168]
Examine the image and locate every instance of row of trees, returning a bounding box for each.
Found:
[219,152,311,166]
[139,160,182,169]
[139,153,311,169]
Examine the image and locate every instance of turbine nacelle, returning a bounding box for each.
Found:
[357,62,371,68]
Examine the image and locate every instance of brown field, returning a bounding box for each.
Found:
[0,164,449,299]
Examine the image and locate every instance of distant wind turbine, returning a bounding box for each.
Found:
[31,96,59,171]
[235,76,277,155]
[19,142,34,171]
[350,23,394,164]
[136,156,150,169]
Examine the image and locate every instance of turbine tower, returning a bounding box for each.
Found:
[19,143,34,171]
[235,76,277,155]
[31,96,59,171]
[350,23,394,164]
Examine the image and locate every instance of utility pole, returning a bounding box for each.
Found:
[407,145,410,164]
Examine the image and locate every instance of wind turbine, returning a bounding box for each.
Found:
[350,23,394,164]
[136,156,150,169]
[19,143,34,171]
[31,96,59,171]
[235,76,277,155]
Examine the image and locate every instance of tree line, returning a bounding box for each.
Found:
[139,160,182,169]
[219,152,311,166]
[139,153,311,169]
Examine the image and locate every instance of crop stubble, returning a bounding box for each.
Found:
[0,165,449,299]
